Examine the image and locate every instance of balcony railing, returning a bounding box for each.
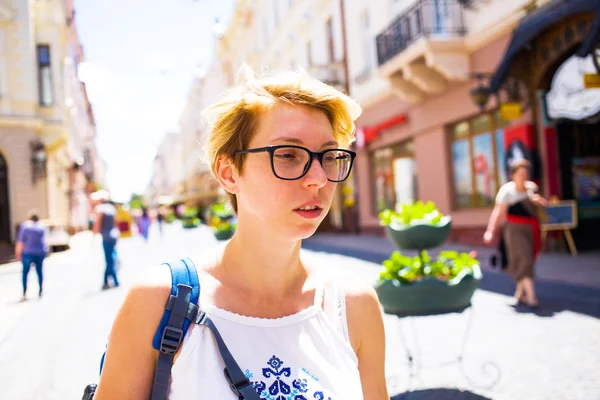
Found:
[376,0,467,66]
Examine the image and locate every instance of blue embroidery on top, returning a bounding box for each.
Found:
[248,355,334,400]
[301,368,319,382]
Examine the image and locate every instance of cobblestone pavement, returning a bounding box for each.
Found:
[0,224,598,399]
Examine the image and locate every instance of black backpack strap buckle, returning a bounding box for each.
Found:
[159,326,183,355]
[224,368,254,398]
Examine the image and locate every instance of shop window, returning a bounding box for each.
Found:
[450,112,509,209]
[361,10,372,73]
[371,140,416,214]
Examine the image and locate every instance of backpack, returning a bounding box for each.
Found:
[82,258,260,400]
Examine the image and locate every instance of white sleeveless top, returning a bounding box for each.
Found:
[169,282,363,399]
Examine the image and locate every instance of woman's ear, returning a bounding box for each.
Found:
[214,155,239,195]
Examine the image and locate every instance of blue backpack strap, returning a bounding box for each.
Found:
[151,257,200,349]
[99,258,200,377]
[151,258,200,400]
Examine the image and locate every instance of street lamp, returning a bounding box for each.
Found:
[30,139,47,183]
[468,72,530,115]
[468,73,493,111]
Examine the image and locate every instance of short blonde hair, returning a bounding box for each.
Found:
[203,65,362,213]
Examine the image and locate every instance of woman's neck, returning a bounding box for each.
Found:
[514,180,526,191]
[217,223,307,299]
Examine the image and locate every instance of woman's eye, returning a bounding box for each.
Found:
[276,153,296,159]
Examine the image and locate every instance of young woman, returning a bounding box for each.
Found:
[93,67,389,399]
[484,159,548,308]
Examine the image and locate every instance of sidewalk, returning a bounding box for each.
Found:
[302,232,600,290]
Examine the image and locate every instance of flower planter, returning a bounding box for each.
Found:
[375,265,482,316]
[385,217,452,250]
[182,218,199,229]
[214,229,234,241]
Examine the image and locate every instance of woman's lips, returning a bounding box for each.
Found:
[294,208,323,219]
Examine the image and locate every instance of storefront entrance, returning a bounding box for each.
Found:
[483,2,600,251]
[0,152,10,243]
[555,121,600,250]
[371,140,416,214]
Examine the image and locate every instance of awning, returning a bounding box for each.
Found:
[488,0,600,93]
[356,113,408,149]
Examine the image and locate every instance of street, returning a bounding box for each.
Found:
[0,223,599,400]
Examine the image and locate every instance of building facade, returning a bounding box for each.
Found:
[342,0,599,251]
[145,132,184,207]
[0,0,100,243]
[63,0,99,232]
[178,62,226,209]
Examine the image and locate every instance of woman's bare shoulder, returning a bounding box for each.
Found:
[337,275,381,314]
[327,271,383,350]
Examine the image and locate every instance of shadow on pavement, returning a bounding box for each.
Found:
[391,388,492,400]
[302,241,600,319]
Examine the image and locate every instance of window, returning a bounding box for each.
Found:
[326,18,335,63]
[450,111,510,209]
[361,10,372,72]
[37,45,53,106]
[371,140,416,214]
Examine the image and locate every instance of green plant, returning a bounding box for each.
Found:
[182,207,199,218]
[164,212,176,223]
[210,202,233,219]
[129,193,145,210]
[379,201,444,226]
[379,250,479,284]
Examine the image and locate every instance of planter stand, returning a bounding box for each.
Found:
[389,306,501,396]
[377,215,501,394]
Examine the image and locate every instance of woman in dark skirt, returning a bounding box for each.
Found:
[484,159,547,308]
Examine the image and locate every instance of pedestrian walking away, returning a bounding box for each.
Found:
[137,207,151,242]
[90,66,389,399]
[484,159,548,308]
[92,190,120,290]
[15,210,48,301]
[156,209,164,238]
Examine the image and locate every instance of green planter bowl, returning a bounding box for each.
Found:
[214,229,234,241]
[182,218,199,229]
[385,216,452,250]
[374,264,482,316]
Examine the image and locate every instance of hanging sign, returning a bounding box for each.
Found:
[500,103,523,120]
[547,54,600,120]
[583,73,600,89]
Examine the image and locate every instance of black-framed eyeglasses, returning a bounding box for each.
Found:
[234,145,356,182]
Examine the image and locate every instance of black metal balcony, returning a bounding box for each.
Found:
[376,0,467,67]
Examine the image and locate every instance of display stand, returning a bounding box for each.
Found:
[540,199,578,257]
[388,306,501,396]
[376,210,500,395]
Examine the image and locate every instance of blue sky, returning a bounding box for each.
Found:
[74,0,235,203]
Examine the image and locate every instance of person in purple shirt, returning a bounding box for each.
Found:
[15,212,48,301]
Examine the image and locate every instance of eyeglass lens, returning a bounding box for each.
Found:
[272,147,352,181]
